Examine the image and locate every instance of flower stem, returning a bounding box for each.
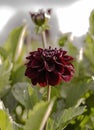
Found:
[43,85,51,130]
[41,31,47,48]
[47,85,51,101]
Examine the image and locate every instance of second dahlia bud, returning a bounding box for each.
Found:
[30,9,51,27]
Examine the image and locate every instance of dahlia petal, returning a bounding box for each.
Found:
[55,61,64,73]
[62,66,74,82]
[25,68,38,78]
[63,55,74,61]
[47,72,62,86]
[39,82,47,87]
[38,71,47,87]
[44,60,55,72]
[25,61,32,67]
[38,48,43,52]
[62,75,72,81]
[31,59,43,68]
[31,59,39,68]
[63,50,67,55]
[32,78,38,85]
[26,54,33,59]
[54,58,63,65]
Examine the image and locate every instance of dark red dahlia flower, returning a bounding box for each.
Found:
[25,47,75,87]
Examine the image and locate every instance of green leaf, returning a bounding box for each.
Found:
[24,99,55,130]
[51,87,60,98]
[86,92,94,108]
[2,91,17,113]
[61,77,91,108]
[12,82,33,109]
[4,25,26,62]
[14,25,27,62]
[55,106,85,130]
[0,59,13,97]
[28,86,40,107]
[58,36,68,47]
[0,47,8,59]
[13,122,23,130]
[46,118,54,130]
[89,9,94,35]
[0,109,13,130]
[84,33,94,73]
[11,65,26,84]
[67,42,78,57]
[85,33,93,44]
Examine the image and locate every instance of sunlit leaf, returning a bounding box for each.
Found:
[61,76,92,108]
[55,106,85,130]
[24,99,55,130]
[11,65,26,84]
[0,59,13,97]
[12,82,33,109]
[46,118,54,130]
[0,47,8,59]
[67,42,78,57]
[4,25,25,62]
[89,9,94,35]
[0,109,13,130]
[58,35,68,47]
[84,33,94,73]
[13,122,23,130]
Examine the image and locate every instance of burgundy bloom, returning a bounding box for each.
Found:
[25,47,75,87]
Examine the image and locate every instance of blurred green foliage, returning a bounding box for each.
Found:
[0,9,94,130]
[89,9,94,35]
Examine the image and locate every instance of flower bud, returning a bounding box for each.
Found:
[30,9,51,27]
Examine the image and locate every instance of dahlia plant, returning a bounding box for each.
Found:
[25,9,74,102]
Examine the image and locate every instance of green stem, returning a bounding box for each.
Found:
[43,85,51,130]
[41,31,47,48]
[47,85,51,101]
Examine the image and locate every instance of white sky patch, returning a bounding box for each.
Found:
[0,6,15,32]
[56,0,94,36]
[0,0,94,36]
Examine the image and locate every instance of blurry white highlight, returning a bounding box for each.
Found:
[56,0,94,36]
[0,100,4,109]
[0,56,2,65]
[92,76,94,80]
[78,47,83,61]
[0,6,15,32]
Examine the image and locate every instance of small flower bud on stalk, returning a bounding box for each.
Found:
[29,9,51,33]
[30,12,45,26]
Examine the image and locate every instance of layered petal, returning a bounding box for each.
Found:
[47,72,62,86]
